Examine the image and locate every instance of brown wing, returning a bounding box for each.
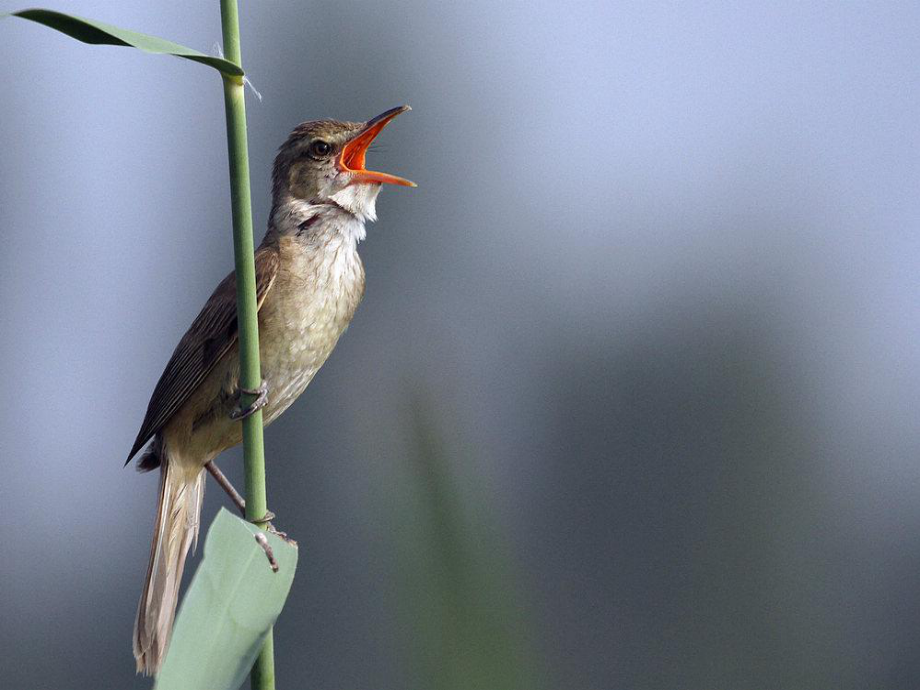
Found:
[125,245,280,463]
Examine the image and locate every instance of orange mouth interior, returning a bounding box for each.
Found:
[339,107,416,187]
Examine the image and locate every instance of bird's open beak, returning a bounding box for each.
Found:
[339,105,416,187]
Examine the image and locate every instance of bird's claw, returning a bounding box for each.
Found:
[249,510,276,525]
[252,510,297,549]
[253,532,279,572]
[267,524,298,546]
[230,380,269,420]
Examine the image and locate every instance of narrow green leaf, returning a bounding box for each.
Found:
[397,401,540,690]
[154,509,298,690]
[3,8,244,77]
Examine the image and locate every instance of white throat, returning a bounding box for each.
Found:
[274,188,379,245]
[330,182,382,224]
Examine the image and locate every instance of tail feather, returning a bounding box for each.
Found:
[133,453,205,675]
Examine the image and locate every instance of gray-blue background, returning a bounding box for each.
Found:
[1,2,919,688]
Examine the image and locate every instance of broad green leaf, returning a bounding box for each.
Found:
[2,9,243,77]
[155,509,298,690]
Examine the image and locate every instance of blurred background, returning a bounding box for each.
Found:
[1,1,919,688]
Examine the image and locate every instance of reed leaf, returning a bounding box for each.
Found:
[154,509,297,690]
[2,8,243,76]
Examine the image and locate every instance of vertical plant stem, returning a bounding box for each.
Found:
[219,1,275,688]
[219,0,267,530]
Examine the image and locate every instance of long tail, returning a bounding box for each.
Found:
[133,450,205,675]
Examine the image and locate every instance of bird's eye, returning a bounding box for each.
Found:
[309,140,332,158]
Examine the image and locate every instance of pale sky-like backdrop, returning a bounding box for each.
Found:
[1,2,919,689]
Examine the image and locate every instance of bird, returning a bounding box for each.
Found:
[126,106,415,675]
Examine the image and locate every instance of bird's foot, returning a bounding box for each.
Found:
[205,462,297,551]
[253,511,298,547]
[253,526,297,570]
[249,510,276,525]
[253,532,279,572]
[266,524,298,547]
[230,380,269,420]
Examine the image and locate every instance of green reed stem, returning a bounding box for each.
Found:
[219,1,275,688]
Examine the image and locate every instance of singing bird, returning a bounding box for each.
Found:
[126,106,415,674]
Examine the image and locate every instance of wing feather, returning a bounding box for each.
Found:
[125,246,279,463]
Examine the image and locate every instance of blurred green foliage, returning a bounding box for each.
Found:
[395,401,540,690]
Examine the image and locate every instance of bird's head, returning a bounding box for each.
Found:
[272,105,415,223]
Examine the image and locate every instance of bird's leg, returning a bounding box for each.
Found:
[204,460,294,544]
[205,460,246,516]
[204,460,276,522]
[205,461,280,569]
[229,379,269,420]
